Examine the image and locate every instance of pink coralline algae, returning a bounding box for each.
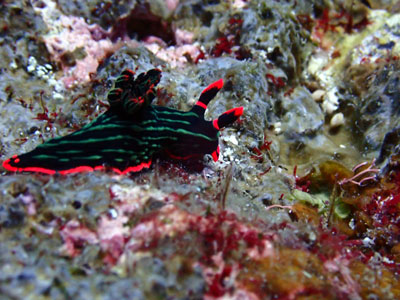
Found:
[58,185,276,298]
[323,255,361,299]
[165,0,180,12]
[43,15,132,88]
[59,219,98,257]
[143,28,202,67]
[40,5,203,84]
[144,42,202,68]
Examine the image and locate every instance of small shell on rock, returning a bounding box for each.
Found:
[273,122,282,134]
[223,135,238,146]
[311,89,326,102]
[322,88,339,114]
[330,112,345,129]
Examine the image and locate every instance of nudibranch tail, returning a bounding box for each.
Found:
[3,156,57,175]
[2,110,156,174]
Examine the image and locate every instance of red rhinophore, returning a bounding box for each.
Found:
[195,101,208,109]
[224,106,244,117]
[213,119,220,131]
[203,79,224,94]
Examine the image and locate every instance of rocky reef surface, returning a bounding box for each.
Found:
[1,0,400,299]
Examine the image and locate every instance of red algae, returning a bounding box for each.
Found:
[265,73,286,89]
[210,16,251,61]
[297,5,372,51]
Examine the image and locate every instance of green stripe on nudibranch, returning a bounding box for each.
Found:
[3,69,244,175]
[42,135,149,146]
[141,118,191,126]
[142,126,216,141]
[54,150,85,155]
[152,110,199,118]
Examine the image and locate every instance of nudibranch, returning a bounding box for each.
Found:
[3,69,243,175]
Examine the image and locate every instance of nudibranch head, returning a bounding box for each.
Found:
[162,78,243,162]
[163,106,244,162]
[2,69,243,175]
